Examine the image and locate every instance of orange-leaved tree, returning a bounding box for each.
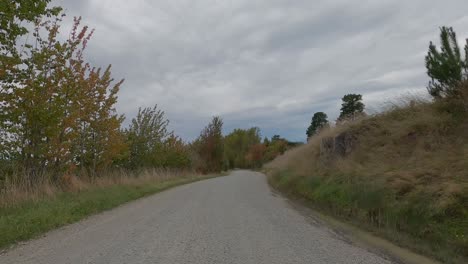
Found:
[0,13,126,183]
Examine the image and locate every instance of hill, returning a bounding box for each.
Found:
[265,95,468,263]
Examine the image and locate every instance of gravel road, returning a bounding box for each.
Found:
[0,170,393,264]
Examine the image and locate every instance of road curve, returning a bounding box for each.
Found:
[0,171,392,264]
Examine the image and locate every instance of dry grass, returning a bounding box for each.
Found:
[265,97,468,263]
[268,98,467,201]
[0,169,197,209]
[0,168,214,250]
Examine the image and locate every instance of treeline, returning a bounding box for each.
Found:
[191,117,298,173]
[0,1,293,188]
[305,26,468,140]
[306,94,365,140]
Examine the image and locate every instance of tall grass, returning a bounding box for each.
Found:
[0,169,213,250]
[0,169,193,208]
[265,98,468,264]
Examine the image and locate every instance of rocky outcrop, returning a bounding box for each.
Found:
[320,131,357,161]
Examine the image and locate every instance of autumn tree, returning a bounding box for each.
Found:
[224,127,261,169]
[73,63,126,174]
[338,94,365,121]
[193,116,224,173]
[245,143,266,168]
[0,9,125,182]
[1,0,61,169]
[263,135,288,162]
[306,112,328,139]
[426,26,468,99]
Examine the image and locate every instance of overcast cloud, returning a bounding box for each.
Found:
[56,0,468,141]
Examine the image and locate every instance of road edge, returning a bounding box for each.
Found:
[0,172,229,254]
[263,172,441,264]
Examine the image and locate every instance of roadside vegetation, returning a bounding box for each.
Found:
[0,1,299,249]
[0,170,218,250]
[266,27,468,264]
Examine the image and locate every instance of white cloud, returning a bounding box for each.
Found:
[56,0,468,141]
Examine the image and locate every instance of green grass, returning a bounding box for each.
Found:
[268,169,468,264]
[0,176,216,250]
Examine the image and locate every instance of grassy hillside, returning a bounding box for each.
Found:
[265,98,468,263]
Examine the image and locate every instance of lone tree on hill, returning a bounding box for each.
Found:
[425,26,468,99]
[338,94,365,121]
[306,112,328,139]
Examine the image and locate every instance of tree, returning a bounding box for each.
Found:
[75,63,126,174]
[124,105,192,170]
[194,116,224,173]
[306,112,328,139]
[425,26,468,98]
[0,0,62,77]
[338,94,365,121]
[224,127,261,169]
[245,144,266,168]
[1,0,63,178]
[160,134,191,169]
[0,12,125,182]
[271,135,281,142]
[126,105,170,169]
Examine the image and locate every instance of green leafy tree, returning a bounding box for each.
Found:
[338,94,365,121]
[224,127,261,169]
[425,26,468,98]
[263,136,288,161]
[126,105,170,169]
[125,105,192,170]
[1,0,62,173]
[0,0,62,81]
[159,134,191,169]
[306,112,328,139]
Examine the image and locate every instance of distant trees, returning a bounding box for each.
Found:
[0,0,302,188]
[304,94,364,141]
[219,129,297,170]
[224,127,261,169]
[192,116,224,173]
[425,26,468,99]
[306,112,329,139]
[338,94,365,121]
[263,135,289,161]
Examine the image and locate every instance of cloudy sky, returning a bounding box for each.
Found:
[56,0,468,142]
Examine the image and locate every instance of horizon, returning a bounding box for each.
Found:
[56,0,468,142]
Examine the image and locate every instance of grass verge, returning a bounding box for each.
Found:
[267,169,467,264]
[0,173,219,251]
